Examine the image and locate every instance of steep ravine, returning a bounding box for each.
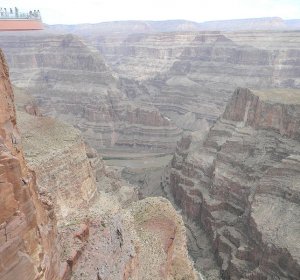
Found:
[0,49,197,279]
[167,87,300,279]
[16,104,197,280]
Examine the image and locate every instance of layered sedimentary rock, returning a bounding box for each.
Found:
[47,17,300,72]
[95,32,198,80]
[4,30,300,151]
[15,83,197,279]
[168,88,300,279]
[83,30,300,132]
[144,31,300,129]
[0,49,60,279]
[0,32,181,153]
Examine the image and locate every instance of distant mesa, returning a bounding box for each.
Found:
[0,6,43,31]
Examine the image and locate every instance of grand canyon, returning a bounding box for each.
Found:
[0,15,299,280]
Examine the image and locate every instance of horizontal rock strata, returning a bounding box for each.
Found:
[1,32,181,153]
[15,86,197,279]
[168,87,300,279]
[86,30,300,131]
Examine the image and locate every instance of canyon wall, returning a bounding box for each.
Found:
[168,87,300,279]
[2,30,300,151]
[95,32,198,80]
[87,30,300,132]
[2,26,300,279]
[12,67,197,279]
[0,49,60,279]
[0,32,181,153]
[16,109,197,280]
[145,31,300,131]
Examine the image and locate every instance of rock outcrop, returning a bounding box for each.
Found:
[0,49,60,279]
[168,87,300,279]
[129,197,197,280]
[17,111,97,220]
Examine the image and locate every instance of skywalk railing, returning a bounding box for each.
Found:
[0,9,41,20]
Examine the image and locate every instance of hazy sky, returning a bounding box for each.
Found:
[2,0,300,24]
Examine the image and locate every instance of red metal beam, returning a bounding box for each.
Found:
[0,19,43,30]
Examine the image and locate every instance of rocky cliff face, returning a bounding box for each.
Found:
[0,32,181,153]
[168,87,300,279]
[17,111,97,220]
[11,65,197,279]
[16,111,197,280]
[0,49,60,279]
